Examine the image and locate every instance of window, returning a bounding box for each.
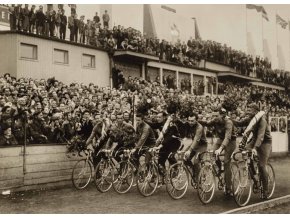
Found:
[20,43,37,60]
[54,49,69,64]
[82,54,95,68]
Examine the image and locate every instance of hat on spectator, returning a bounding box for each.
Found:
[0,123,11,134]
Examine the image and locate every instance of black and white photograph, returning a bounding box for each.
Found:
[0,0,290,214]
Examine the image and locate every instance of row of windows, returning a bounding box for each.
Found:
[20,43,96,68]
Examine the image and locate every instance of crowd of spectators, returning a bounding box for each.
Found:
[6,4,290,89]
[0,72,289,146]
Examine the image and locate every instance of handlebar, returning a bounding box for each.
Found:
[197,150,224,162]
[231,149,259,162]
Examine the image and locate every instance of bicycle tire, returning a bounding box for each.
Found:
[166,163,189,200]
[264,163,275,199]
[94,159,114,193]
[72,159,93,190]
[137,163,159,197]
[113,161,135,194]
[232,161,252,207]
[197,164,215,204]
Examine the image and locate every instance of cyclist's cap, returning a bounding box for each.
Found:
[248,103,259,111]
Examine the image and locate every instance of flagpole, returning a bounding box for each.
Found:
[246,5,248,54]
[261,13,264,57]
[276,12,279,59]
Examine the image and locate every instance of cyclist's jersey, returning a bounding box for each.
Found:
[186,122,207,149]
[135,121,156,149]
[108,121,136,149]
[249,115,272,147]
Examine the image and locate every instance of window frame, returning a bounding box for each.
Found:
[19,43,38,61]
[53,48,69,65]
[82,53,96,69]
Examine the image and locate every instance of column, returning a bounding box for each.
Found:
[141,63,145,79]
[190,74,193,94]
[160,68,163,85]
[176,71,179,89]
[204,76,207,95]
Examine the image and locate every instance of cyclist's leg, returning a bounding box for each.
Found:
[192,145,207,179]
[158,145,169,175]
[113,143,123,163]
[224,139,237,193]
[167,143,181,166]
[93,145,103,167]
[213,139,222,169]
[257,142,272,196]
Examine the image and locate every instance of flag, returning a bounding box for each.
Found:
[246,4,269,21]
[276,14,288,29]
[194,18,201,40]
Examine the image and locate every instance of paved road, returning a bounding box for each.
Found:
[0,157,289,214]
[252,202,290,214]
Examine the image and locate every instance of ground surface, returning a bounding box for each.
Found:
[252,202,290,214]
[0,157,290,214]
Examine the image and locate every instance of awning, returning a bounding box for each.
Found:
[113,50,159,62]
[217,71,262,83]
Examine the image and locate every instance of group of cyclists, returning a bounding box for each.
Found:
[71,99,273,203]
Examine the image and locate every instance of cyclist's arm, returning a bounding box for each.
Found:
[188,124,203,151]
[220,120,233,150]
[253,118,267,148]
[199,118,216,127]
[232,117,250,127]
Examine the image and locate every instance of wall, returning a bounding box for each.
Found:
[0,34,17,77]
[0,32,110,86]
[16,34,110,86]
[0,144,81,192]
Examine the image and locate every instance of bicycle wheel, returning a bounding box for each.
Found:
[137,163,159,197]
[72,159,93,190]
[265,163,275,199]
[94,159,114,193]
[113,161,135,194]
[232,161,252,207]
[197,164,215,204]
[166,163,189,200]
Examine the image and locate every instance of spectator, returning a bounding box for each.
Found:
[0,125,18,146]
[35,5,45,35]
[93,12,100,25]
[28,5,36,33]
[55,9,62,38]
[68,12,75,41]
[49,10,56,37]
[8,4,16,31]
[59,9,67,40]
[73,14,79,42]
[102,10,110,28]
[79,15,85,44]
[22,4,30,32]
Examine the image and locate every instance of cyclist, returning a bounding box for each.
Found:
[131,111,156,168]
[235,103,272,199]
[153,111,181,178]
[200,107,237,196]
[184,111,208,180]
[85,114,111,166]
[105,112,136,162]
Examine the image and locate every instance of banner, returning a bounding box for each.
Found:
[143,4,195,43]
